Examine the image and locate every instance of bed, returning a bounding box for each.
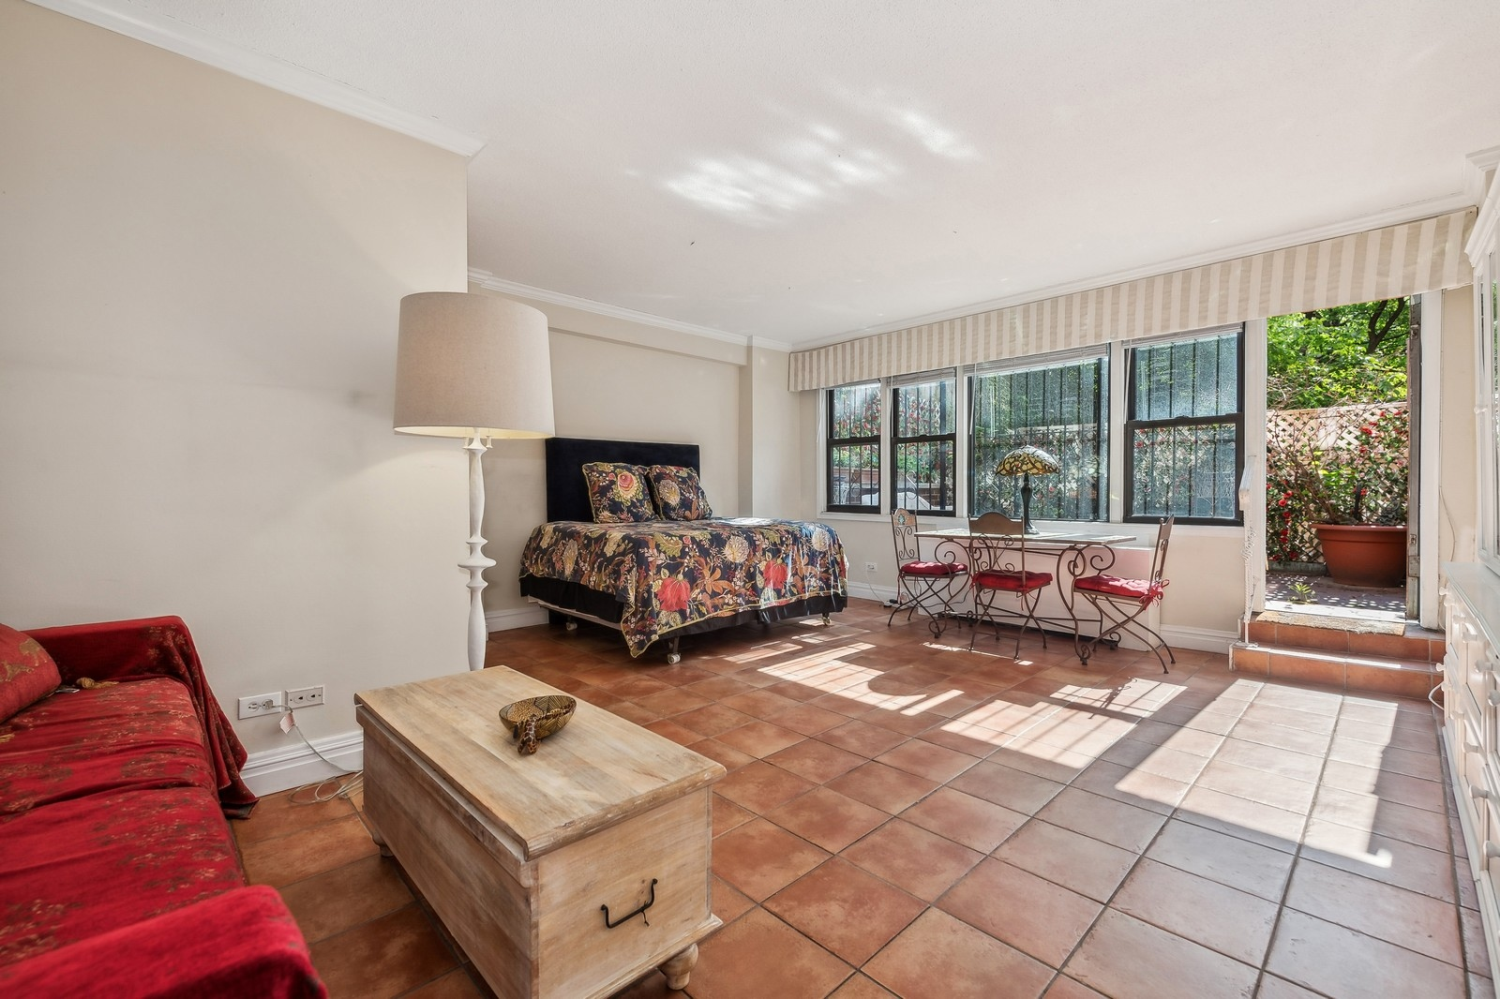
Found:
[518,437,848,663]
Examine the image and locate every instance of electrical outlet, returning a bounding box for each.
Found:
[238,691,284,719]
[285,685,325,708]
[864,561,877,572]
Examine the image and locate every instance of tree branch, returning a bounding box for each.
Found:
[1365,297,1405,354]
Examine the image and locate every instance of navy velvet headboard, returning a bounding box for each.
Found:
[544,437,701,523]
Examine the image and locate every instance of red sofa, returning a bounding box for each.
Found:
[0,616,325,998]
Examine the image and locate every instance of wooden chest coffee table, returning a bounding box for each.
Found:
[355,667,724,999]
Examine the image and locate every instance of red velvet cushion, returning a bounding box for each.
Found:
[900,560,966,577]
[1075,573,1169,604]
[0,786,246,965]
[972,569,1053,592]
[25,617,256,815]
[0,885,326,998]
[0,677,216,816]
[0,625,61,724]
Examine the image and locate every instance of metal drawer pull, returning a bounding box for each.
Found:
[1488,691,1500,708]
[1474,787,1493,800]
[601,878,658,929]
[1486,843,1500,861]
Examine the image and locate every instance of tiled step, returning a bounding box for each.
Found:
[1246,610,1444,663]
[1229,641,1440,700]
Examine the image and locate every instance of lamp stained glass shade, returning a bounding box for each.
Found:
[996,446,1061,477]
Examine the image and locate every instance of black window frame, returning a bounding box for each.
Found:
[889,376,957,516]
[825,383,882,514]
[967,353,1110,523]
[1123,326,1246,526]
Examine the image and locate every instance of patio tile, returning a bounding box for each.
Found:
[1064,909,1258,999]
[863,908,1053,999]
[842,818,983,901]
[1111,858,1279,966]
[1266,909,1466,999]
[993,819,1137,902]
[900,786,1027,853]
[763,857,925,965]
[938,857,1102,968]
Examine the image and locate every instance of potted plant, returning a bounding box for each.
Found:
[1294,408,1409,587]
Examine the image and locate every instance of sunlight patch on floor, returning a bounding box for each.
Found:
[756,648,927,711]
[728,640,821,664]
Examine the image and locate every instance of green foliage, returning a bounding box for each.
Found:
[1266,299,1409,409]
[1267,405,1408,566]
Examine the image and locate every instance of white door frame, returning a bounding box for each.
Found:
[1244,318,1269,619]
[1418,290,1443,629]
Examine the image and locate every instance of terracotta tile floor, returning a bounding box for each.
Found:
[234,598,1494,999]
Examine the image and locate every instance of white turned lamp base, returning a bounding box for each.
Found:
[460,435,496,671]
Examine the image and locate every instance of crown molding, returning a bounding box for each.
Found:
[798,191,1480,351]
[467,268,754,347]
[28,0,485,157]
[1466,144,1500,202]
[1467,163,1500,264]
[748,336,794,352]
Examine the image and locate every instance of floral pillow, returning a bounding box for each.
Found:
[0,623,62,723]
[582,462,658,523]
[647,465,714,521]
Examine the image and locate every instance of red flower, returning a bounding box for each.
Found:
[761,560,789,590]
[657,576,691,613]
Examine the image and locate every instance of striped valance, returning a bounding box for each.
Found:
[789,208,1475,391]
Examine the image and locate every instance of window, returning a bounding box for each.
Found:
[970,355,1108,522]
[890,375,956,515]
[826,383,881,512]
[1125,327,1244,523]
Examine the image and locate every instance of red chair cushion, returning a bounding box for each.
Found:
[1075,574,1169,605]
[900,560,966,577]
[972,569,1052,592]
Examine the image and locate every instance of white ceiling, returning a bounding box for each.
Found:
[70,0,1500,347]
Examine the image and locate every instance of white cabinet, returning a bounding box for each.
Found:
[1442,563,1500,984]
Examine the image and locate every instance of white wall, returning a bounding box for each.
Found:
[741,343,803,517]
[1438,285,1479,567]
[0,1,471,763]
[469,286,749,619]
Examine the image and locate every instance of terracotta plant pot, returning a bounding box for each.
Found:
[1313,524,1407,588]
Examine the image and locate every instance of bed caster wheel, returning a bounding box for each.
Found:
[564,619,578,632]
[821,614,831,625]
[666,652,682,665]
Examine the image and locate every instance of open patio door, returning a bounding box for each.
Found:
[1406,298,1421,621]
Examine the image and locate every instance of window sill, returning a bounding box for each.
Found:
[813,512,1245,540]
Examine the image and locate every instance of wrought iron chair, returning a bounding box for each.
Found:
[1072,516,1175,672]
[889,509,968,637]
[967,512,1054,658]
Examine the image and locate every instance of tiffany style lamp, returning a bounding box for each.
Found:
[996,446,1061,535]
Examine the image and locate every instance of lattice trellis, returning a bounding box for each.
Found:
[1266,401,1409,567]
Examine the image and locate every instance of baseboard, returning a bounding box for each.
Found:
[1160,624,1237,654]
[485,604,549,632]
[241,729,363,796]
[847,582,899,605]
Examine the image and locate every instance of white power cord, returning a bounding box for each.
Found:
[287,719,363,805]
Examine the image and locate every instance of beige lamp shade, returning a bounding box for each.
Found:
[394,292,555,439]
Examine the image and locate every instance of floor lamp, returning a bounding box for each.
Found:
[394,292,554,672]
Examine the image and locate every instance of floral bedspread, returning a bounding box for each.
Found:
[520,518,847,656]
